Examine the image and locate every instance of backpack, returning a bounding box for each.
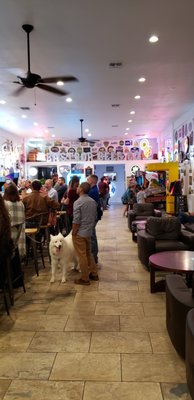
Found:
[121,188,131,204]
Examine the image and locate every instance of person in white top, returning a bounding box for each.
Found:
[44,179,58,201]
[136,186,146,204]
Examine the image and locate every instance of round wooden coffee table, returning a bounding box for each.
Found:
[149,251,194,294]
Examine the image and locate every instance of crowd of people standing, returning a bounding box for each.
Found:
[0,172,110,287]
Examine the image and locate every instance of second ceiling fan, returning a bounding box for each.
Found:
[13,24,78,96]
[78,119,99,144]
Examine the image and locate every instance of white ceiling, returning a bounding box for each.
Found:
[1,0,194,142]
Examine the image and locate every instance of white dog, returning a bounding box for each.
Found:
[49,232,78,283]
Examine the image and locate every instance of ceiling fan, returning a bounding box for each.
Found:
[78,119,99,144]
[13,24,78,96]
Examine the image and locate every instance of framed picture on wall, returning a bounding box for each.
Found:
[85,167,93,177]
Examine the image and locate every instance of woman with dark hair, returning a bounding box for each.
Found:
[61,175,80,233]
[0,194,12,258]
[4,183,26,257]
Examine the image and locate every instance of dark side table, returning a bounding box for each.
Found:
[149,251,194,294]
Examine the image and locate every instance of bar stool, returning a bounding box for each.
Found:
[25,213,49,275]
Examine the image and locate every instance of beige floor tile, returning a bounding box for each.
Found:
[98,271,118,281]
[120,315,166,332]
[12,302,49,313]
[10,315,68,331]
[0,380,11,399]
[65,315,119,331]
[149,332,177,354]
[0,331,35,352]
[95,301,144,316]
[122,353,186,382]
[143,302,166,317]
[4,380,84,400]
[84,382,163,400]
[119,290,164,303]
[90,331,152,353]
[50,353,121,381]
[0,353,55,379]
[46,300,96,315]
[28,331,91,352]
[161,383,191,399]
[75,290,118,302]
[138,281,151,291]
[98,281,139,291]
[117,272,149,281]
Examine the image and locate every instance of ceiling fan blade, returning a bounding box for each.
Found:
[37,83,69,96]
[12,85,26,96]
[39,76,78,84]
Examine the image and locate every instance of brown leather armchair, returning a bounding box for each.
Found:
[166,274,194,359]
[137,216,194,268]
[186,308,194,399]
[128,203,161,231]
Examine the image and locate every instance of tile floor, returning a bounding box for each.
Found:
[0,204,192,399]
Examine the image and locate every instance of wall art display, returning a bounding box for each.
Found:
[26,138,158,162]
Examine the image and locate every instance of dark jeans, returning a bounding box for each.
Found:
[179,212,194,225]
[91,223,98,262]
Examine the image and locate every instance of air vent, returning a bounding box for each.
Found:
[20,106,30,110]
[136,134,146,137]
[111,104,120,107]
[47,126,54,129]
[112,125,118,127]
[109,62,123,68]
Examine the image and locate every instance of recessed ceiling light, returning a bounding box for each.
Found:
[88,133,92,137]
[130,111,135,115]
[33,122,38,126]
[44,129,49,133]
[124,132,128,135]
[66,97,72,102]
[126,128,130,130]
[128,119,132,123]
[85,129,89,133]
[57,81,64,86]
[149,35,159,43]
[21,114,27,118]
[0,100,6,104]
[138,77,146,82]
[51,134,55,138]
[134,95,141,100]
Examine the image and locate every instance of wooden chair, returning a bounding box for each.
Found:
[9,223,26,305]
[25,213,49,275]
[0,223,26,310]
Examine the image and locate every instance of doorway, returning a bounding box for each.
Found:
[94,164,125,204]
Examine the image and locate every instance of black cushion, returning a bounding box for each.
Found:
[146,216,181,240]
[133,203,154,216]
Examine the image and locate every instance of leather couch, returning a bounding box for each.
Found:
[137,216,194,268]
[166,274,194,359]
[128,203,161,231]
[186,308,194,399]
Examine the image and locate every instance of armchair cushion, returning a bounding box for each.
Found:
[133,203,155,216]
[146,216,181,240]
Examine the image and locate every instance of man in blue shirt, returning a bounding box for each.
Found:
[87,174,101,263]
[72,182,99,285]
